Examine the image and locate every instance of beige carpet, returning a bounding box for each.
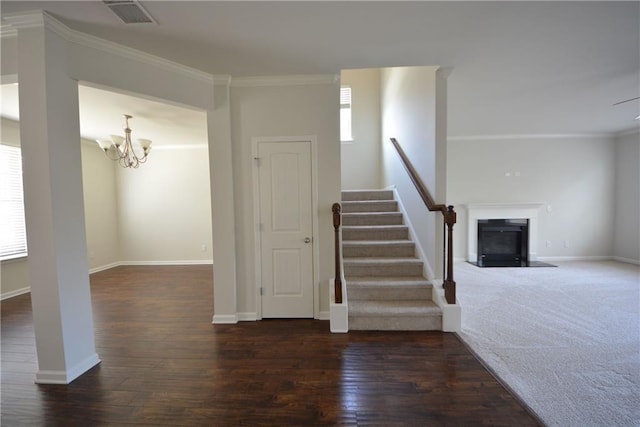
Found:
[456,260,640,427]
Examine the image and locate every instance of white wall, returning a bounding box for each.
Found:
[1,115,214,298]
[341,68,381,190]
[117,146,213,264]
[230,79,340,317]
[1,119,120,297]
[447,136,617,261]
[381,66,445,278]
[82,139,120,270]
[613,130,640,263]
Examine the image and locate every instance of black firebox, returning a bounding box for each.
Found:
[477,219,529,267]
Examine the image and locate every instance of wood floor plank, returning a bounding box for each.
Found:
[1,265,540,426]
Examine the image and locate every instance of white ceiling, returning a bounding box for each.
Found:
[1,83,208,147]
[1,1,639,139]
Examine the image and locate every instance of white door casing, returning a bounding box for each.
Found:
[253,137,317,318]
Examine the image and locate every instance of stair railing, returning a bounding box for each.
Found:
[390,137,457,304]
[332,203,343,304]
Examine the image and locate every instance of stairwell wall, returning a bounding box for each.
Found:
[340,68,382,190]
[380,66,447,279]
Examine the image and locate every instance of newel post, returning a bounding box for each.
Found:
[443,205,457,304]
[332,203,343,304]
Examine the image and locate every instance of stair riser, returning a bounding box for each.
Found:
[342,214,403,226]
[343,228,408,241]
[343,245,415,258]
[347,287,431,301]
[342,190,394,201]
[341,201,398,213]
[349,315,442,331]
[344,263,423,277]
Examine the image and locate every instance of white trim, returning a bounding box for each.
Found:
[251,136,320,320]
[448,133,612,142]
[152,144,208,151]
[238,312,258,321]
[614,127,640,138]
[213,75,232,86]
[0,74,18,85]
[1,286,30,301]
[612,257,640,266]
[317,311,330,321]
[212,314,238,324]
[465,202,545,263]
[119,260,213,266]
[538,256,614,262]
[393,189,435,281]
[35,353,101,384]
[2,10,213,84]
[329,278,348,333]
[232,74,338,88]
[89,262,121,274]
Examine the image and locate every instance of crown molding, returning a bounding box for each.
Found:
[447,133,612,142]
[2,10,214,85]
[213,75,232,87]
[231,74,338,88]
[614,126,640,138]
[0,24,17,38]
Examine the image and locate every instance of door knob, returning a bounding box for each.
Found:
[304,237,311,243]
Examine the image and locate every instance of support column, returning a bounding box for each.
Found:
[15,16,99,383]
[208,77,238,323]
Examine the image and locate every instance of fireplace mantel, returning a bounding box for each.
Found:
[465,202,545,263]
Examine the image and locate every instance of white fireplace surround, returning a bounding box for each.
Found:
[465,202,545,263]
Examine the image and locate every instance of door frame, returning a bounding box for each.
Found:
[251,136,320,320]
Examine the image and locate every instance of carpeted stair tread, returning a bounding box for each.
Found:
[347,276,433,286]
[344,257,423,264]
[343,240,414,249]
[349,300,441,317]
[342,190,394,201]
[342,225,409,241]
[347,277,433,301]
[341,189,441,331]
[342,212,404,226]
[341,200,398,213]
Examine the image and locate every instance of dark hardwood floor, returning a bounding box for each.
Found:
[1,265,540,426]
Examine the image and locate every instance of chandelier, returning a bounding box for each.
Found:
[96,114,152,168]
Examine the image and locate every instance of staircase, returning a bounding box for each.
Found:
[341,190,442,331]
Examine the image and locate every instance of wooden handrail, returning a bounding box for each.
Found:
[390,138,447,215]
[389,137,457,304]
[332,203,343,304]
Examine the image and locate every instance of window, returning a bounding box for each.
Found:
[0,145,27,260]
[340,86,353,142]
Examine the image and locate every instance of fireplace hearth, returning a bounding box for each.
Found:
[477,219,529,267]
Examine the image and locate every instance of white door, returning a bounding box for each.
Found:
[257,140,314,318]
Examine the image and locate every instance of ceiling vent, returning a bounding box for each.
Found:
[103,1,155,24]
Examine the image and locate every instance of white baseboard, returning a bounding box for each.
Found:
[237,312,257,321]
[612,256,640,266]
[538,256,613,262]
[89,262,121,274]
[317,310,330,320]
[212,314,238,324]
[35,353,101,384]
[120,260,214,266]
[1,286,30,301]
[392,188,436,280]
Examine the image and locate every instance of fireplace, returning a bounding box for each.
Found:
[465,202,544,264]
[477,219,529,267]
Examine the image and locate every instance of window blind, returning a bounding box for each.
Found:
[0,145,27,260]
[340,86,352,141]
